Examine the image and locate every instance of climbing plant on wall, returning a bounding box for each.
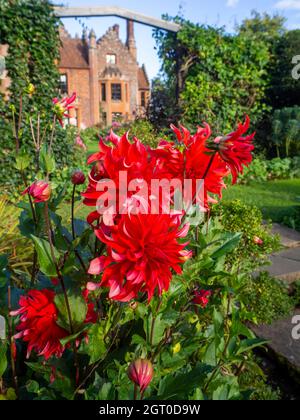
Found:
[0,0,81,194]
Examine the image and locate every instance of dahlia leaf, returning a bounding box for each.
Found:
[55,292,88,333]
[235,338,268,356]
[0,341,7,378]
[210,232,242,260]
[30,235,60,277]
[40,145,56,175]
[84,323,107,364]
[158,363,213,399]
[60,324,90,346]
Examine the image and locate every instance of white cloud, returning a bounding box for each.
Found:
[226,0,239,7]
[275,0,300,10]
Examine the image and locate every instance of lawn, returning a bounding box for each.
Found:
[223,178,300,223]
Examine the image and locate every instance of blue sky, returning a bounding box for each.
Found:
[58,0,300,80]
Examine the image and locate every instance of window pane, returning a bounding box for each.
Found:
[106,54,116,65]
[101,83,106,102]
[111,83,122,101]
[59,73,68,94]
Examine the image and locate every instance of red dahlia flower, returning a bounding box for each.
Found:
[11,290,68,360]
[153,124,230,210]
[52,92,76,127]
[87,213,191,302]
[22,180,51,203]
[192,289,212,308]
[212,116,255,183]
[128,359,154,394]
[82,131,156,226]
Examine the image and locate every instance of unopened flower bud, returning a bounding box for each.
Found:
[71,170,85,185]
[128,359,153,393]
[253,236,263,245]
[22,180,51,203]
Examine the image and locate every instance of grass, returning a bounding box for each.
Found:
[223,179,300,222]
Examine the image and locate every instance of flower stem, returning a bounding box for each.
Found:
[202,153,216,180]
[150,298,163,348]
[44,203,80,383]
[134,384,138,400]
[7,283,18,394]
[71,184,76,240]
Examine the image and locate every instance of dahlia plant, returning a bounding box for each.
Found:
[0,90,272,401]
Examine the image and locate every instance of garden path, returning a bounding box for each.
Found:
[253,224,300,378]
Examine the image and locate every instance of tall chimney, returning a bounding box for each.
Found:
[113,24,120,37]
[88,29,99,126]
[126,20,137,61]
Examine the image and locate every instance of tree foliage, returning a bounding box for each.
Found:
[152,18,271,133]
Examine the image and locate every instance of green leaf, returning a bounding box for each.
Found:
[30,235,60,276]
[212,377,240,400]
[39,145,56,174]
[83,323,107,364]
[210,232,242,260]
[25,362,52,376]
[98,382,114,400]
[236,338,268,355]
[144,313,167,346]
[26,380,40,394]
[55,292,88,333]
[0,341,7,378]
[15,150,31,171]
[60,324,90,346]
[158,363,213,400]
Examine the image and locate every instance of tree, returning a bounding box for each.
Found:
[154,18,270,133]
[238,10,286,44]
[269,30,300,108]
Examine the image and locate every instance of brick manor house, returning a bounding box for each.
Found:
[0,20,150,128]
[58,20,150,128]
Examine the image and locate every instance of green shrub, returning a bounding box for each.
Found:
[239,158,268,183]
[238,156,300,185]
[215,200,281,270]
[292,280,300,307]
[282,206,300,232]
[239,358,281,400]
[241,272,294,324]
[80,119,171,150]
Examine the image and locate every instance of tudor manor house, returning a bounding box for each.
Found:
[0,20,150,128]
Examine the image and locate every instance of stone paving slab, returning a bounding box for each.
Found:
[265,248,300,284]
[271,223,300,249]
[251,309,300,376]
[266,251,300,284]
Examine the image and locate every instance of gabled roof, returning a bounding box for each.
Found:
[59,27,89,69]
[138,65,150,90]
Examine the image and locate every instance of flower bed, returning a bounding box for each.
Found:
[0,91,282,401]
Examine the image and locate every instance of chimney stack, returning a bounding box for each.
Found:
[113,24,120,37]
[89,29,96,49]
[126,20,137,61]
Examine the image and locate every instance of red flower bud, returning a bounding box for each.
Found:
[22,180,51,203]
[71,170,86,185]
[128,359,153,393]
[253,236,263,245]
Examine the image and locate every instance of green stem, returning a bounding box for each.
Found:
[44,203,79,383]
[134,384,138,401]
[71,184,76,240]
[7,283,18,394]
[202,153,216,180]
[150,298,163,348]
